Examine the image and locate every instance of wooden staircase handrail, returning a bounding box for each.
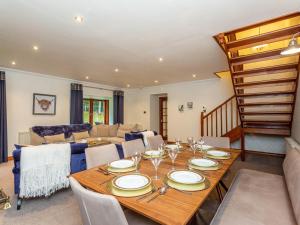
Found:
[202,95,235,118]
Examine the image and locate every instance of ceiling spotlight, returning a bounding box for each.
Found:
[33,45,39,51]
[85,76,89,80]
[11,61,16,65]
[192,74,197,78]
[158,57,164,62]
[126,84,130,88]
[74,16,84,23]
[154,80,159,83]
[281,32,300,55]
[114,68,119,72]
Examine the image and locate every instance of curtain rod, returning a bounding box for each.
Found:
[83,85,117,92]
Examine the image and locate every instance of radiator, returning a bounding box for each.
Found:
[18,131,30,145]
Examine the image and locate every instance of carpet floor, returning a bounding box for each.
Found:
[0,153,283,225]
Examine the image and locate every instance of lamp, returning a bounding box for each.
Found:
[281,32,300,55]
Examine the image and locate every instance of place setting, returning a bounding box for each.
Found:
[206,150,231,160]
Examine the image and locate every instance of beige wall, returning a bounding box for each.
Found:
[4,68,115,156]
[124,74,234,141]
[292,83,300,143]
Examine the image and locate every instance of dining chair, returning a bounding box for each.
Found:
[147,135,164,149]
[202,136,230,148]
[70,177,158,225]
[122,139,145,158]
[85,144,120,169]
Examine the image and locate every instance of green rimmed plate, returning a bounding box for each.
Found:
[188,158,220,171]
[112,174,151,191]
[107,182,154,197]
[142,150,167,159]
[165,177,210,192]
[107,166,136,173]
[167,170,205,185]
[206,150,231,160]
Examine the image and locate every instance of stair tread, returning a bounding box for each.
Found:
[242,120,291,123]
[241,111,292,115]
[226,24,300,50]
[237,90,295,97]
[232,63,298,76]
[234,77,297,87]
[230,48,284,65]
[243,128,291,136]
[239,101,294,107]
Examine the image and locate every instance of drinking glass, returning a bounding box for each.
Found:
[198,137,206,158]
[168,146,179,170]
[150,155,163,180]
[187,137,194,146]
[131,152,142,172]
[158,143,165,155]
[190,140,198,158]
[175,138,181,147]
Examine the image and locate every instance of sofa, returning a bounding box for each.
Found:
[29,123,144,145]
[210,144,300,225]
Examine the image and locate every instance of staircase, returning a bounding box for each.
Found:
[204,12,300,160]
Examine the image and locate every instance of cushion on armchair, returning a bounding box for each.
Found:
[44,133,65,143]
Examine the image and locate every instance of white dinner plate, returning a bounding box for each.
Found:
[113,174,150,190]
[197,144,213,150]
[190,158,218,167]
[168,170,205,184]
[207,150,229,157]
[110,160,134,169]
[144,150,161,156]
[165,144,183,150]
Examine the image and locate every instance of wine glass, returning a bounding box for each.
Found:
[158,143,165,155]
[198,137,206,158]
[131,152,142,172]
[150,154,163,180]
[168,146,179,170]
[175,138,181,149]
[190,140,198,158]
[187,137,194,147]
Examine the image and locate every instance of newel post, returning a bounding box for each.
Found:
[200,112,204,137]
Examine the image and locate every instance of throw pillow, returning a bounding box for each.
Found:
[44,133,65,144]
[72,131,90,141]
[97,124,109,137]
[109,124,119,137]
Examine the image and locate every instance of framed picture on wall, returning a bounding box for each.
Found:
[33,93,56,115]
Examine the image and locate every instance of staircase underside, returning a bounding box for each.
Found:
[214,12,300,137]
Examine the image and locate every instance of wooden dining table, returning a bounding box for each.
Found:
[72,146,241,225]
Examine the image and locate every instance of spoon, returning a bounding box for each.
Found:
[147,185,168,203]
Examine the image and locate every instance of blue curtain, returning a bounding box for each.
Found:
[0,71,8,163]
[70,83,83,124]
[113,90,124,124]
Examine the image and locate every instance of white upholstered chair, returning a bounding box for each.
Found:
[147,135,164,150]
[85,144,120,169]
[70,177,158,225]
[122,139,145,158]
[202,136,230,148]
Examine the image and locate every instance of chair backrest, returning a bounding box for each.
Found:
[69,177,129,225]
[122,139,145,158]
[202,136,230,148]
[147,135,164,150]
[85,144,120,169]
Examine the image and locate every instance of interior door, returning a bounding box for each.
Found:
[159,97,168,140]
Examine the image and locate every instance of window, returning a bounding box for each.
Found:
[83,99,109,125]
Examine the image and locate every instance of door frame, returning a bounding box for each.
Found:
[159,96,168,140]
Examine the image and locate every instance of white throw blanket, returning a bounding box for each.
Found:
[20,143,71,198]
[141,131,154,148]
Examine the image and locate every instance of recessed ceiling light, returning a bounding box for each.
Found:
[126,84,130,88]
[11,61,16,65]
[192,74,197,78]
[85,76,89,80]
[158,57,164,62]
[154,80,159,83]
[33,45,39,51]
[114,68,119,72]
[74,16,84,23]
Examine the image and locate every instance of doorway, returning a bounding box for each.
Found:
[159,97,168,140]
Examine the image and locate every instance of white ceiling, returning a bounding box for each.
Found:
[0,0,299,88]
